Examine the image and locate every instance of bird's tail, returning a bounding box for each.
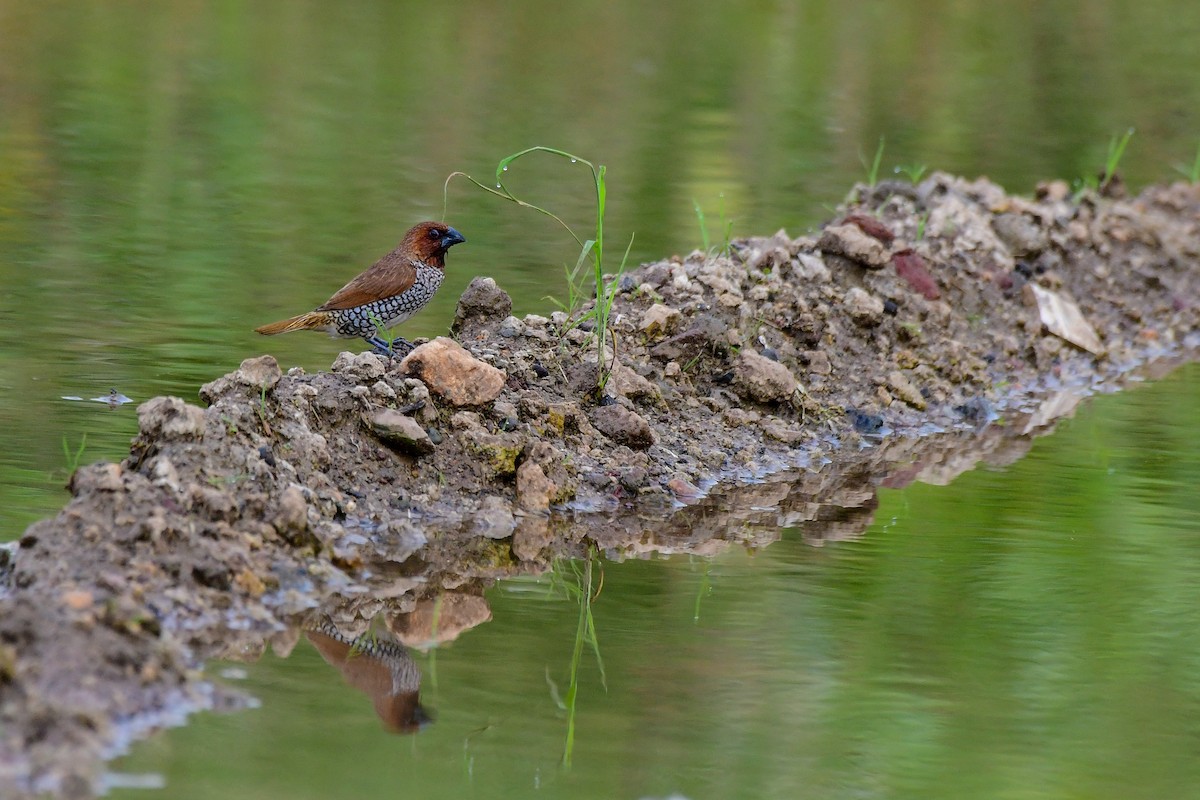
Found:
[254,311,334,336]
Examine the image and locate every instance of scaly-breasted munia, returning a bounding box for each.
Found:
[255,221,466,356]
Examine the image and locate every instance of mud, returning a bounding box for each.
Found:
[2,174,1198,797]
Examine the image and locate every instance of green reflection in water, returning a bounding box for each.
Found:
[4,1,1200,535]
[108,364,1200,799]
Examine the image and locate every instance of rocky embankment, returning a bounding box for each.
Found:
[2,174,1198,797]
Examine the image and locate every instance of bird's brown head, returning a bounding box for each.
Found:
[401,221,466,268]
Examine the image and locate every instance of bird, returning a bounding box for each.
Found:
[254,221,466,357]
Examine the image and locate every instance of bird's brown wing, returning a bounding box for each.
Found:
[317,252,418,311]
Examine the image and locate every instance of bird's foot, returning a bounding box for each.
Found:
[366,336,415,359]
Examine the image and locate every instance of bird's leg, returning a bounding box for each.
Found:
[389,337,416,357]
[364,335,415,359]
[365,335,394,356]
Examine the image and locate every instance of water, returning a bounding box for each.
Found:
[3,2,1200,797]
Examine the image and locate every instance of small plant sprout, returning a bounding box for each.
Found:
[692,193,734,257]
[860,136,886,187]
[61,433,88,473]
[1173,141,1200,183]
[693,198,710,253]
[1081,128,1134,193]
[894,163,928,183]
[915,211,930,241]
[445,148,633,388]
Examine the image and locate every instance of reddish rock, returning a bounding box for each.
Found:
[842,213,896,246]
[892,249,941,300]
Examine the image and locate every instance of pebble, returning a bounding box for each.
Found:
[844,287,885,326]
[732,350,798,404]
[368,409,434,455]
[589,405,656,449]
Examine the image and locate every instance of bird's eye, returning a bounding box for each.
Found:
[428,228,441,239]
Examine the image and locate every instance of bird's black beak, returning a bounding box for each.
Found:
[443,227,466,248]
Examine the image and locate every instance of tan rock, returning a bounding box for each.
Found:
[606,362,661,405]
[400,337,506,407]
[733,350,798,404]
[640,303,683,338]
[389,592,493,647]
[368,409,433,455]
[516,460,557,512]
[844,287,885,326]
[887,370,927,410]
[818,223,891,269]
[233,355,283,390]
[137,396,206,440]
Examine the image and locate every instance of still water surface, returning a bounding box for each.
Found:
[107,365,1200,800]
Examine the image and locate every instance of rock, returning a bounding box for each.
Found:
[667,477,702,501]
[1024,284,1104,355]
[818,223,891,269]
[199,355,285,403]
[992,213,1048,258]
[1036,180,1071,203]
[892,249,941,300]
[368,409,434,455]
[762,418,806,444]
[732,350,798,404]
[650,315,727,361]
[800,350,832,376]
[792,253,831,283]
[516,460,557,512]
[234,355,283,390]
[451,277,513,336]
[618,466,648,490]
[137,396,206,440]
[400,337,506,407]
[512,517,553,561]
[844,287,885,326]
[461,430,522,477]
[886,371,927,410]
[640,303,682,339]
[473,496,515,539]
[841,213,895,246]
[590,405,656,449]
[273,485,308,534]
[330,351,387,381]
[606,362,661,405]
[390,593,493,646]
[498,316,525,338]
[68,463,124,495]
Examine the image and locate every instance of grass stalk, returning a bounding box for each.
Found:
[861,136,886,187]
[1173,140,1200,183]
[445,148,629,388]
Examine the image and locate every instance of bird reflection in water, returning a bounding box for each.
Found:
[305,621,432,733]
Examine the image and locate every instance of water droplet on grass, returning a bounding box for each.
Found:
[570,158,577,163]
[502,165,508,171]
